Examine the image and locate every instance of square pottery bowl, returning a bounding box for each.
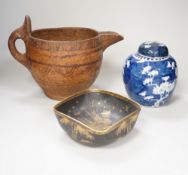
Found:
[54,89,141,146]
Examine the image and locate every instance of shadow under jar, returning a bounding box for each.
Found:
[8,16,123,100]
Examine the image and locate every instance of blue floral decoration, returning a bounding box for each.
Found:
[123,41,178,107]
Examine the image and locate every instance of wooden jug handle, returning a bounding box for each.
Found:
[8,16,32,69]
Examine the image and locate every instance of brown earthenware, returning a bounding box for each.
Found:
[8,15,124,100]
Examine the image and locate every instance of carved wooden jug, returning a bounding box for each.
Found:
[8,16,123,100]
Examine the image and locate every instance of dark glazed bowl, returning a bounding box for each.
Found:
[54,89,141,146]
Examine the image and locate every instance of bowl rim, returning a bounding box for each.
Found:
[54,89,141,135]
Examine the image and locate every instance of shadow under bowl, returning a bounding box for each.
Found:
[54,89,141,146]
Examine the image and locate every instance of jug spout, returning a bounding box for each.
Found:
[99,31,124,51]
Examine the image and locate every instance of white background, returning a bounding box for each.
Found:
[0,0,188,175]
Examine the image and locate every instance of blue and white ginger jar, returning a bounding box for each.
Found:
[123,41,178,107]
